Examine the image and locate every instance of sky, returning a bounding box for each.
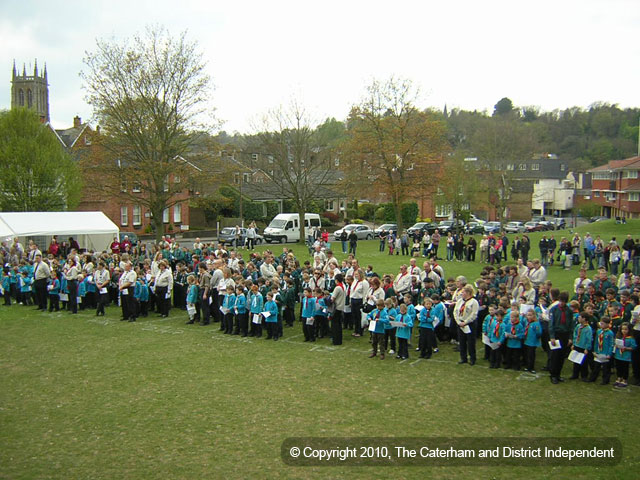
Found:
[1,0,638,133]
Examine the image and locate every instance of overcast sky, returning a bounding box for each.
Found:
[1,0,638,133]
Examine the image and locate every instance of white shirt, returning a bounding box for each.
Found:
[454,297,479,326]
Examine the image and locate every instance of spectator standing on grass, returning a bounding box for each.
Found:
[453,284,479,365]
[548,291,574,384]
[431,230,440,259]
[348,229,358,256]
[330,273,346,345]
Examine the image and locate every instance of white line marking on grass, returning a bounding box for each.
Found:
[410,359,422,366]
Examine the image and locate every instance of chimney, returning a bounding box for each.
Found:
[73,116,81,128]
[95,125,101,135]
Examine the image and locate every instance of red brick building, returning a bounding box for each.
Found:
[589,156,640,219]
[53,116,194,234]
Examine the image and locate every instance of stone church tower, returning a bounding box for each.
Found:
[11,59,50,123]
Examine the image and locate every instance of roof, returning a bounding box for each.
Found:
[240,182,343,202]
[0,211,118,237]
[53,124,88,149]
[588,156,640,173]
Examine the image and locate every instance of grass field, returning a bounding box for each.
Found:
[1,220,639,479]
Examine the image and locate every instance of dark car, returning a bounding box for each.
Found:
[589,216,608,223]
[465,222,485,234]
[407,222,438,237]
[218,227,263,247]
[119,232,139,246]
[548,218,566,230]
[437,219,465,233]
[374,224,398,237]
[483,221,502,234]
[524,221,544,232]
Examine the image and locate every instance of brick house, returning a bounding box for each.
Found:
[588,156,640,219]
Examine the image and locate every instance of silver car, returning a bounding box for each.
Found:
[504,221,526,233]
[333,224,375,241]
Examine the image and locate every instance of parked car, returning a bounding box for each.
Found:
[333,224,375,241]
[589,216,608,223]
[531,215,552,230]
[407,222,438,237]
[469,214,486,225]
[483,221,502,234]
[524,221,544,232]
[374,224,397,237]
[119,232,139,246]
[218,227,264,246]
[437,219,465,233]
[504,221,526,234]
[548,218,566,230]
[465,222,485,234]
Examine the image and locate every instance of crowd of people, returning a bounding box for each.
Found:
[1,228,639,388]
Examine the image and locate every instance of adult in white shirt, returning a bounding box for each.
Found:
[408,258,421,281]
[528,259,547,288]
[119,261,137,322]
[260,256,277,280]
[349,269,369,337]
[32,253,51,311]
[154,260,173,318]
[573,268,593,293]
[94,261,111,316]
[393,265,412,299]
[330,273,347,346]
[453,285,479,365]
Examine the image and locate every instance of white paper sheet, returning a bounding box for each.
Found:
[615,338,625,348]
[252,314,261,324]
[594,353,609,364]
[368,320,377,332]
[548,340,562,350]
[305,317,314,325]
[568,350,585,364]
[461,325,471,334]
[261,311,271,318]
[100,287,108,294]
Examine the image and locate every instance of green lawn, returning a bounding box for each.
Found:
[1,219,639,479]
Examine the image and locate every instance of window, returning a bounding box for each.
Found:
[120,206,128,226]
[243,173,250,183]
[623,170,639,179]
[251,153,259,161]
[310,217,321,227]
[518,164,527,171]
[560,164,567,172]
[233,173,240,185]
[174,175,180,183]
[267,155,274,164]
[326,199,335,210]
[132,182,141,193]
[594,191,600,197]
[173,204,182,223]
[593,172,612,180]
[163,176,169,192]
[629,193,639,201]
[436,204,452,217]
[133,205,141,226]
[507,164,515,171]
[84,135,92,146]
[27,89,32,108]
[18,89,24,106]
[339,200,346,211]
[531,163,540,171]
[334,158,340,167]
[163,208,169,223]
[120,180,127,192]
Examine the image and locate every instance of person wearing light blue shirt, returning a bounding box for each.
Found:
[367,299,389,359]
[395,304,414,360]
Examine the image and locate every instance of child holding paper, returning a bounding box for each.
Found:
[47,271,60,312]
[248,284,264,338]
[367,299,389,359]
[222,285,236,334]
[588,317,614,385]
[613,322,637,388]
[418,298,436,359]
[383,297,398,355]
[488,309,506,369]
[523,309,542,373]
[482,305,496,361]
[264,292,280,341]
[234,285,248,336]
[569,312,593,381]
[395,303,413,360]
[301,287,317,342]
[185,275,199,324]
[504,310,525,370]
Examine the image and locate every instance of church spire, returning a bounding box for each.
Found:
[34,59,38,77]
[12,59,16,79]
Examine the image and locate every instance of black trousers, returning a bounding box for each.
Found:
[616,359,630,381]
[199,291,210,324]
[303,317,315,341]
[589,357,611,384]
[97,292,108,315]
[458,322,476,363]
[67,280,78,314]
[571,346,589,379]
[34,278,48,310]
[490,347,502,368]
[549,331,570,378]
[314,315,329,338]
[48,294,59,312]
[525,345,537,371]
[351,299,364,335]
[384,328,397,352]
[632,330,640,380]
[419,327,435,358]
[156,286,169,316]
[331,310,343,345]
[398,338,409,358]
[505,346,521,370]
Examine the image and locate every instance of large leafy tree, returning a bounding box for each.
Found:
[343,77,449,231]
[0,108,81,211]
[81,26,213,239]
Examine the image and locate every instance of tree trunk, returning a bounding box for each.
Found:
[298,207,306,245]
[394,199,403,233]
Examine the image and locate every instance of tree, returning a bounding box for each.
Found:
[81,26,213,240]
[0,108,81,211]
[253,101,334,244]
[470,116,538,222]
[434,154,483,225]
[343,77,449,231]
[493,97,515,116]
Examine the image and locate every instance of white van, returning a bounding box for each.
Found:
[263,213,322,243]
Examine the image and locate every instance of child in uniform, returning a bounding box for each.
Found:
[234,285,248,336]
[48,271,61,312]
[185,275,199,324]
[614,322,637,388]
[395,303,413,360]
[488,309,506,369]
[248,284,264,338]
[569,312,593,381]
[301,287,316,342]
[418,298,436,359]
[588,317,614,385]
[222,285,236,335]
[504,310,525,370]
[523,309,542,373]
[367,299,389,359]
[264,292,280,341]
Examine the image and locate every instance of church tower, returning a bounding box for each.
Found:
[11,59,50,123]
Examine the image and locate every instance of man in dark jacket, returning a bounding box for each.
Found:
[548,291,575,384]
